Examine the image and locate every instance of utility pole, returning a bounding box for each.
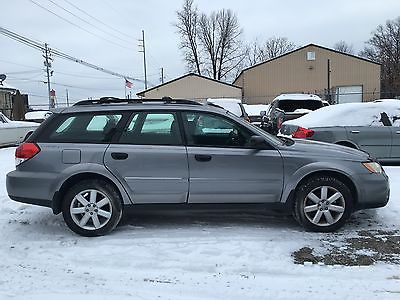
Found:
[66,89,69,107]
[138,30,147,90]
[43,43,53,109]
[327,59,331,104]
[160,67,164,84]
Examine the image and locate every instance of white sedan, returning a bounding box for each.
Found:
[0,112,39,147]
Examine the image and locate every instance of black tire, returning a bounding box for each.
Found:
[62,179,123,237]
[293,176,354,232]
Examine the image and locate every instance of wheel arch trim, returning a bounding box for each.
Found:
[51,164,132,214]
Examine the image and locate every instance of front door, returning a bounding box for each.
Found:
[390,126,400,159]
[104,111,189,204]
[345,126,392,160]
[181,111,284,204]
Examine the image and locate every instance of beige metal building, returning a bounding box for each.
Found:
[137,73,242,100]
[234,44,381,104]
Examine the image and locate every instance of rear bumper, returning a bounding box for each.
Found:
[8,195,53,209]
[6,169,56,212]
[354,172,390,210]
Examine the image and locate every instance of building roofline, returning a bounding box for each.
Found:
[233,43,381,84]
[137,73,242,97]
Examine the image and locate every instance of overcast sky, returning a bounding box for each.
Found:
[1,0,399,108]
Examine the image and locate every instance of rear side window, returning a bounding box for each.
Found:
[39,112,123,143]
[118,112,182,145]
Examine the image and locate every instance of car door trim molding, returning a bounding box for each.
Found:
[125,176,186,180]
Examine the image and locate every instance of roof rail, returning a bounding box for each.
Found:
[73,96,202,106]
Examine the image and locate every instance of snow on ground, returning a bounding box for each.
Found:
[0,147,399,299]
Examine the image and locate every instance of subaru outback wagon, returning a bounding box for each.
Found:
[6,97,390,236]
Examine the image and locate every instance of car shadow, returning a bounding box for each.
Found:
[119,209,300,231]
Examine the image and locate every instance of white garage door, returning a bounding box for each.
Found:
[336,86,363,104]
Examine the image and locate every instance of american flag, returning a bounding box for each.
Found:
[125,79,133,88]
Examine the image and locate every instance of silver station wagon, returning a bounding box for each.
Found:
[6,98,390,236]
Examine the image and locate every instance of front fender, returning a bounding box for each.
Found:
[280,161,360,204]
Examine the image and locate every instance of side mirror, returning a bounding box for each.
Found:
[249,135,268,149]
[260,111,266,117]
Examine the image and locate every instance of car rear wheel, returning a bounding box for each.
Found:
[62,179,122,237]
[293,176,353,232]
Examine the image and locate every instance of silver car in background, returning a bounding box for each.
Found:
[6,98,390,236]
[280,99,400,163]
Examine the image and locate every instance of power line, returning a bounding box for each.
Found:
[0,26,140,82]
[62,0,136,42]
[0,26,44,51]
[0,59,40,69]
[7,77,124,91]
[46,0,133,45]
[28,0,133,51]
[3,69,43,75]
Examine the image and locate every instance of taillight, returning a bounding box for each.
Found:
[292,127,314,138]
[15,142,41,166]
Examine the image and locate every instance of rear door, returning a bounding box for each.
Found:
[104,111,189,204]
[182,111,283,204]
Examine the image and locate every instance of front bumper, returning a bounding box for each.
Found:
[354,171,390,210]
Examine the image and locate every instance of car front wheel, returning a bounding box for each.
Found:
[293,176,354,232]
[62,179,122,237]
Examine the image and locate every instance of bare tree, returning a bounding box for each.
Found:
[175,0,202,74]
[360,17,400,98]
[244,39,262,66]
[245,37,295,66]
[175,1,245,81]
[334,40,354,54]
[198,9,245,80]
[258,37,296,61]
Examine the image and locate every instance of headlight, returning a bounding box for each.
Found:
[362,162,383,174]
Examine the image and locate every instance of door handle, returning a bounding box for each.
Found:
[396,131,400,134]
[351,130,360,134]
[195,154,212,162]
[111,152,128,160]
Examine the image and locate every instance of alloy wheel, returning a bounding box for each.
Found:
[303,186,345,227]
[70,189,113,230]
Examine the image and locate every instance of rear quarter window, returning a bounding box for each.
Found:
[37,112,124,143]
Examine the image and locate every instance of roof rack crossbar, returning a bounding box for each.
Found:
[73,96,202,106]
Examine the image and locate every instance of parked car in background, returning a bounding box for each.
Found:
[0,112,39,147]
[263,94,324,134]
[25,110,52,123]
[206,98,249,120]
[7,97,389,236]
[243,104,270,126]
[280,99,400,163]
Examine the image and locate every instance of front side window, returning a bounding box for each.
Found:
[183,112,252,148]
[119,112,182,145]
[43,112,123,143]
